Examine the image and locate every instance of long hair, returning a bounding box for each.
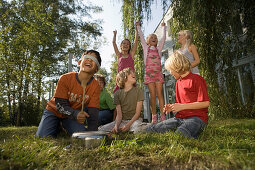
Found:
[179,30,193,48]
[120,39,131,54]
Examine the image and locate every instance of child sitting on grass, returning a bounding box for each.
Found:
[36,50,101,138]
[145,51,209,138]
[99,67,144,133]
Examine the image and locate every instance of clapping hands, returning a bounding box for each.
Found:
[164,103,184,113]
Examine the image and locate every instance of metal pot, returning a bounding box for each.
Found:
[72,131,110,149]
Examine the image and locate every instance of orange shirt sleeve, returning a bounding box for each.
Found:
[54,74,70,99]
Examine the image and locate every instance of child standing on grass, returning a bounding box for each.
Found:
[99,67,144,133]
[145,51,209,139]
[177,30,200,74]
[36,50,101,138]
[112,26,139,93]
[136,21,166,124]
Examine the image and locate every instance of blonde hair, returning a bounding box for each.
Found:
[179,30,193,48]
[165,50,191,74]
[146,33,158,46]
[116,67,132,89]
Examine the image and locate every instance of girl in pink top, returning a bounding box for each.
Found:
[112,26,139,93]
[136,21,166,124]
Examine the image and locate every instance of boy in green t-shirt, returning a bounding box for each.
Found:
[95,74,116,125]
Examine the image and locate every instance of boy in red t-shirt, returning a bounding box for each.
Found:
[36,50,101,137]
[145,51,210,138]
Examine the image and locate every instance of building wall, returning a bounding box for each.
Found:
[143,7,176,122]
[143,6,255,121]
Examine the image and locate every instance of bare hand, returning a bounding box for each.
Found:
[163,104,172,113]
[120,124,130,132]
[111,126,119,134]
[135,21,140,27]
[76,111,89,124]
[170,103,183,113]
[113,30,117,35]
[161,22,166,27]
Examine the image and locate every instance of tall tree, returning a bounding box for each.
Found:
[119,0,255,118]
[170,0,255,118]
[0,0,103,126]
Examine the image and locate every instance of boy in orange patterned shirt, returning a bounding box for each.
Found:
[36,50,101,137]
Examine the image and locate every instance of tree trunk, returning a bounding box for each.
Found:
[6,75,13,125]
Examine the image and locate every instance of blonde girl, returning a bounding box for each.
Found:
[136,21,166,124]
[177,30,200,74]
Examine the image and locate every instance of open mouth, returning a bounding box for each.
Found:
[82,63,92,71]
[85,63,91,67]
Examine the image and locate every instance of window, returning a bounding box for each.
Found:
[161,50,168,69]
[237,64,255,104]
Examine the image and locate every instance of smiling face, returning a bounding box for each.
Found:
[79,52,98,74]
[126,71,136,85]
[177,32,186,45]
[147,34,158,47]
[120,39,131,53]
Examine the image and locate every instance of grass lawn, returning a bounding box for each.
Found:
[0,119,254,169]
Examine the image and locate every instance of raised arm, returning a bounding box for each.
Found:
[112,30,121,58]
[189,44,200,68]
[158,22,166,51]
[130,26,139,58]
[136,21,147,48]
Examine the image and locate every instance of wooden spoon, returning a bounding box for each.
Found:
[81,80,88,125]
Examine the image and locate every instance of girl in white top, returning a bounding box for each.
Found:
[177,30,200,74]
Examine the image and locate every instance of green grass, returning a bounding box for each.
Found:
[0,119,255,169]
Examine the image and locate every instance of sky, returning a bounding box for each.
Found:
[90,0,165,73]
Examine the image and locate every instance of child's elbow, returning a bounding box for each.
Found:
[196,58,200,65]
[205,101,210,107]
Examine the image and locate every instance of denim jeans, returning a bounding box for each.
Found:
[36,109,87,138]
[145,116,206,139]
[98,109,113,126]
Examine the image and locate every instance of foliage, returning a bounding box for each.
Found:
[107,54,118,96]
[0,0,103,126]
[97,67,110,84]
[107,0,172,92]
[119,0,255,119]
[0,119,255,169]
[170,0,255,118]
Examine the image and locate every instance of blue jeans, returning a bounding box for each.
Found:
[145,117,206,139]
[98,109,113,126]
[36,109,87,138]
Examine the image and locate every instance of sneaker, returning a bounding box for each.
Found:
[160,114,166,122]
[152,114,157,124]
